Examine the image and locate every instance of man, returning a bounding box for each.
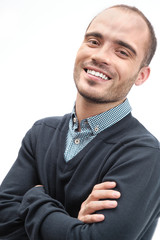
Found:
[0,4,160,240]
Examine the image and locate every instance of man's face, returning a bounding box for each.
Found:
[74,8,150,104]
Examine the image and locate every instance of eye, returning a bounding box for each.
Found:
[87,38,100,47]
[116,49,130,58]
[119,50,129,56]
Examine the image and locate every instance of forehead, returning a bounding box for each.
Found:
[87,8,149,50]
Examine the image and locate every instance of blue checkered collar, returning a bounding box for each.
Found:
[71,99,132,135]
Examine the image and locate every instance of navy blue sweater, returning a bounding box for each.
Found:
[0,113,160,240]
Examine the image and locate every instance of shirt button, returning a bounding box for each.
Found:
[73,117,77,123]
[94,126,99,132]
[75,138,80,144]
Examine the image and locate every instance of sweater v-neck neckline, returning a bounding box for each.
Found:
[57,113,132,172]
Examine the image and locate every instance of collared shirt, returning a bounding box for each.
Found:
[64,99,132,162]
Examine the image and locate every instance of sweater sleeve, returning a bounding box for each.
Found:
[0,126,40,239]
[18,144,160,240]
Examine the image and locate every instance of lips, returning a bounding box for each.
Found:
[84,68,111,81]
[86,69,111,80]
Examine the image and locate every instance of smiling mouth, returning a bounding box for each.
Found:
[84,69,111,80]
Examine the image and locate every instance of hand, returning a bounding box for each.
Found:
[78,181,121,223]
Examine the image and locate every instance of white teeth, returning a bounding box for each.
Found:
[87,69,110,80]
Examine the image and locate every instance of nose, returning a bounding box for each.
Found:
[91,45,111,65]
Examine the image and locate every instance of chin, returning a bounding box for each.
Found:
[78,89,108,104]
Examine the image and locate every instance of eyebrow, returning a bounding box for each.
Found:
[85,32,137,56]
[85,32,103,39]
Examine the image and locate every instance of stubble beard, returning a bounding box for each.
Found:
[77,85,116,104]
[74,72,138,105]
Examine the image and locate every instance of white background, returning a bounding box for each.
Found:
[0,0,160,239]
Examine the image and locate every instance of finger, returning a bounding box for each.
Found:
[87,189,121,202]
[85,200,118,214]
[93,181,116,190]
[79,214,105,224]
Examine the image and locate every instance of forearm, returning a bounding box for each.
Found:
[17,185,145,240]
[19,187,82,240]
[19,187,107,240]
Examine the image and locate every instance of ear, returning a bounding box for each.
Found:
[135,66,150,86]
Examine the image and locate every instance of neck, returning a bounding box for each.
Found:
[75,93,125,124]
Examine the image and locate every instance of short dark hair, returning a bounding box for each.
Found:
[87,4,157,67]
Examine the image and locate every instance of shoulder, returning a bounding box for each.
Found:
[24,113,71,145]
[33,113,71,130]
[128,115,160,150]
[103,113,160,150]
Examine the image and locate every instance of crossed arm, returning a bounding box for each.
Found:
[36,181,121,223]
[1,163,159,240]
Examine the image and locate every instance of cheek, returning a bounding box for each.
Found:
[75,45,92,64]
[75,45,85,59]
[115,61,134,81]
